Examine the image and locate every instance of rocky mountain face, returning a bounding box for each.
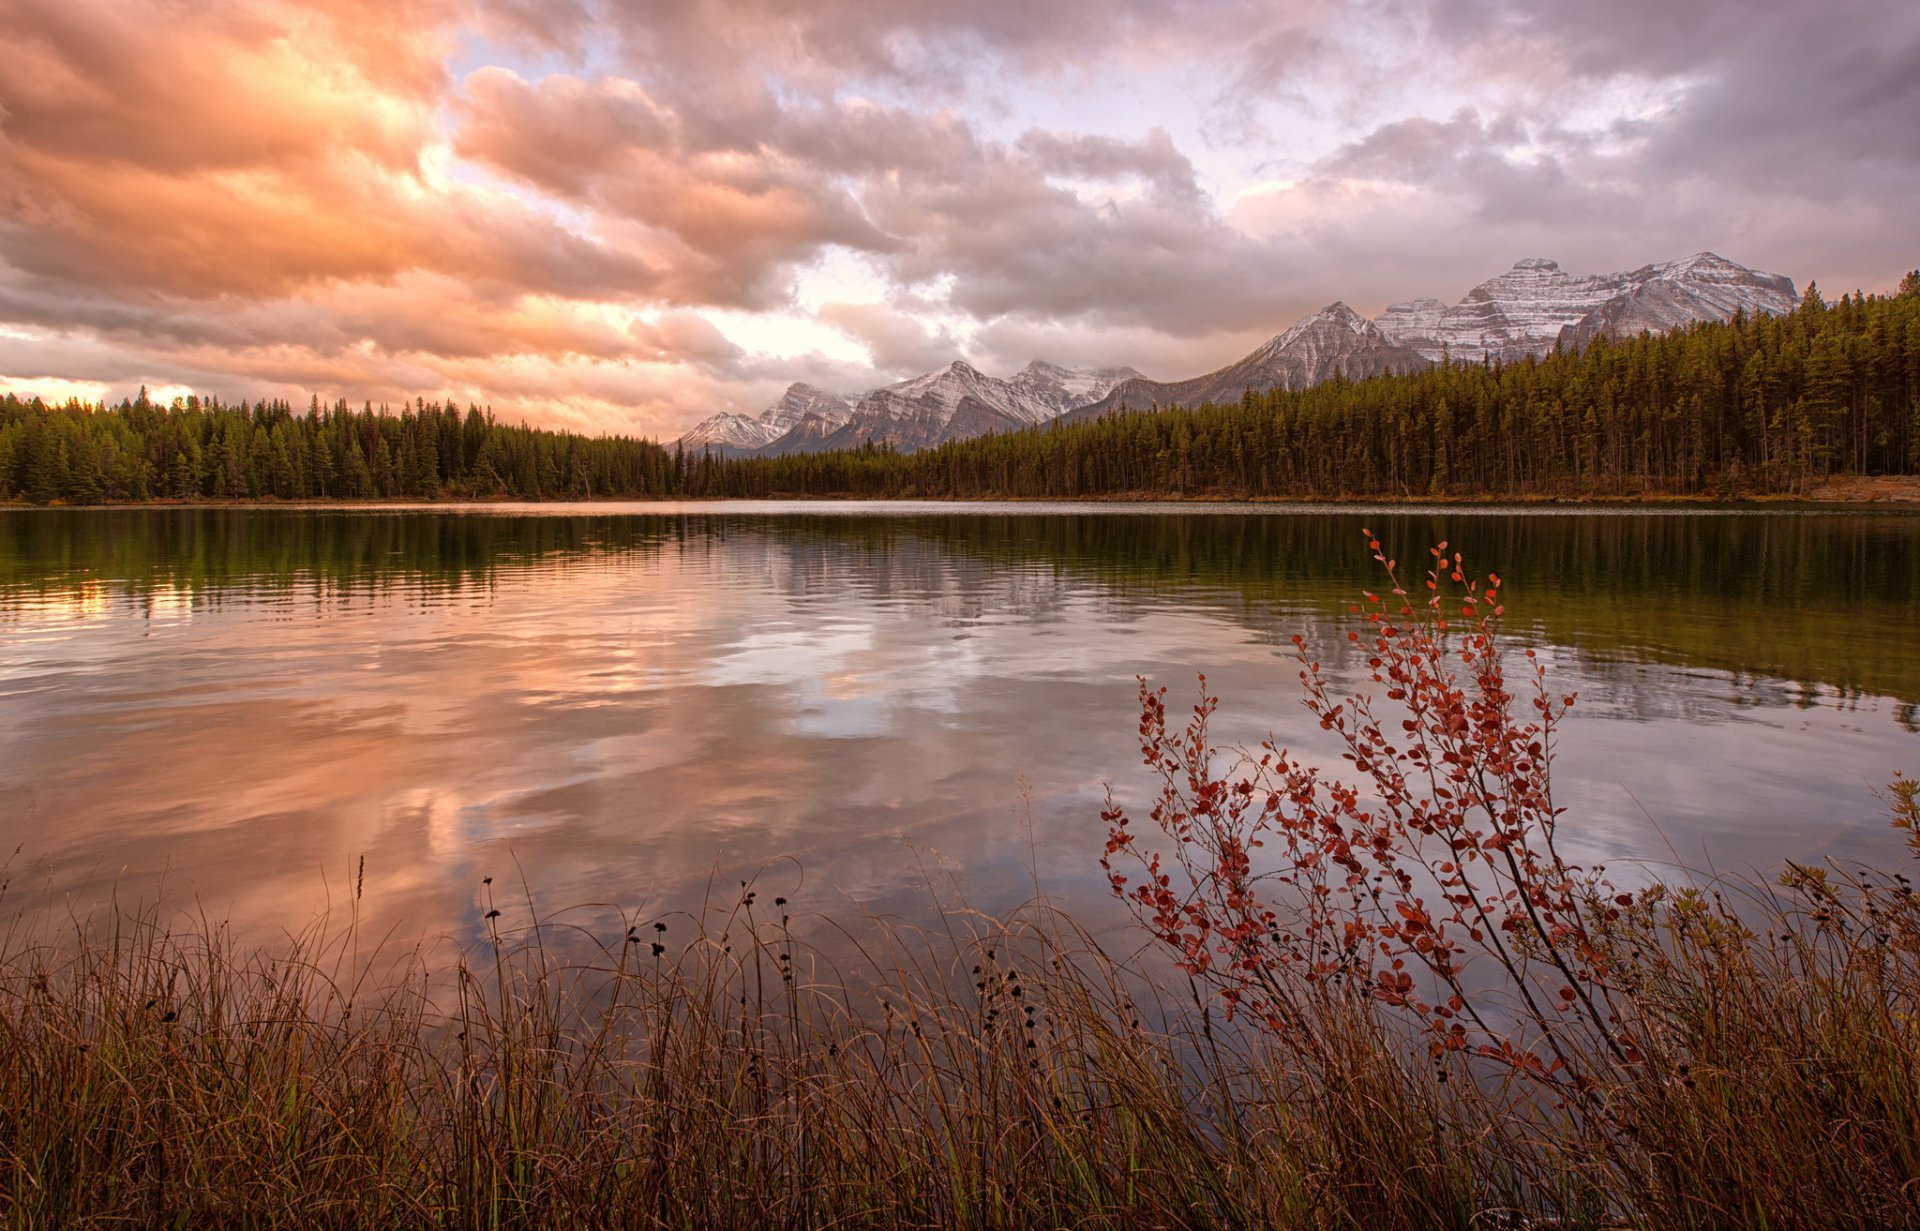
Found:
[679,383,854,456]
[1077,252,1796,419]
[799,360,1140,454]
[677,412,776,457]
[685,252,1796,453]
[681,364,1140,457]
[1008,360,1145,417]
[1072,302,1427,420]
[1375,252,1798,363]
[1553,253,1799,352]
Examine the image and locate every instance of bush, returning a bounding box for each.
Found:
[1101,534,1920,1227]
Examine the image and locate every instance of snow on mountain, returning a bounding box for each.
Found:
[1372,297,1448,348]
[1072,302,1427,420]
[771,360,1139,454]
[693,253,1797,452]
[1376,252,1798,363]
[1008,360,1143,416]
[762,382,856,433]
[679,383,852,455]
[1556,253,1799,351]
[882,360,1057,425]
[678,411,783,454]
[1077,253,1797,420]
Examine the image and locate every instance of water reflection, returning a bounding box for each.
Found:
[1,504,1915,951]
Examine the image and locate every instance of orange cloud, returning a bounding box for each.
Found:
[456,68,898,309]
[0,0,747,433]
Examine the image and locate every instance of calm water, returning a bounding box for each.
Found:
[3,503,1917,949]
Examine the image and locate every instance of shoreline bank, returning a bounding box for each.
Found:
[7,472,1920,511]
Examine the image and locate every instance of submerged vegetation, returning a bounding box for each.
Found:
[2,543,1917,1228]
[3,275,1919,506]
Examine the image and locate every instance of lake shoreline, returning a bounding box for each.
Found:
[7,472,1920,510]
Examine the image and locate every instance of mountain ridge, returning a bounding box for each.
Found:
[801,360,1142,455]
[1069,302,1428,422]
[679,382,854,457]
[1081,251,1797,419]
[683,252,1798,453]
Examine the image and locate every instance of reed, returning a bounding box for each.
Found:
[4,856,1915,1229]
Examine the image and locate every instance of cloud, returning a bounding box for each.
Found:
[0,0,1914,438]
[579,0,1265,98]
[0,0,667,304]
[1013,128,1203,199]
[816,302,965,375]
[966,317,1270,384]
[845,125,1312,336]
[1411,0,1920,198]
[454,68,900,309]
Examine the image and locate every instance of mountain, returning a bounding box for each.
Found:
[1375,252,1798,363]
[1007,360,1144,417]
[776,360,1140,454]
[679,383,853,456]
[1072,302,1427,420]
[678,412,781,457]
[1554,252,1800,352]
[696,252,1797,451]
[1074,252,1796,420]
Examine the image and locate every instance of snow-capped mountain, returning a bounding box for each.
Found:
[678,411,784,455]
[776,360,1140,455]
[679,383,853,456]
[1375,252,1798,363]
[1076,252,1796,419]
[1072,303,1426,420]
[1008,360,1145,417]
[1555,253,1800,352]
[687,252,1797,452]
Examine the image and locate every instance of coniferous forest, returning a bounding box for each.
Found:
[0,393,685,504]
[4,275,1917,505]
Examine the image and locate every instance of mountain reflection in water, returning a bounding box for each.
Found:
[3,503,1916,950]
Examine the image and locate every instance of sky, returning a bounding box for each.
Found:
[1,0,1915,439]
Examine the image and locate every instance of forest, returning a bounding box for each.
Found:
[4,274,1917,505]
[0,393,685,504]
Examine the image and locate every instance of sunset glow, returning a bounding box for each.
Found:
[2,0,1914,439]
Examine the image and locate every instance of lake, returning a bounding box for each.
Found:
[3,502,1917,953]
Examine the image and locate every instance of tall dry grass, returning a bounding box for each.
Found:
[0,886,1539,1229]
[3,854,1915,1229]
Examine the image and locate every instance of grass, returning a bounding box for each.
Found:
[0,849,1916,1230]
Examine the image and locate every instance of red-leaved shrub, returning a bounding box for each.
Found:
[1101,534,1635,1097]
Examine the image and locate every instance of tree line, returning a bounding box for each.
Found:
[4,273,1918,505]
[0,394,687,504]
[691,274,1920,500]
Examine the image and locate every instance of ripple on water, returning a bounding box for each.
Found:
[0,504,1915,946]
